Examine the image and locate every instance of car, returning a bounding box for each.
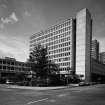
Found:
[79,82,90,86]
[6,80,14,85]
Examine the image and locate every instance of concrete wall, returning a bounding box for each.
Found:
[76,8,92,82]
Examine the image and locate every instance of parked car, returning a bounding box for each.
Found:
[6,80,15,85]
[79,82,90,86]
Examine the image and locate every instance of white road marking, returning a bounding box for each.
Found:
[48,99,56,103]
[27,98,48,104]
[57,93,67,97]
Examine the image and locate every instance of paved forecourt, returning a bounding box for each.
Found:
[0,84,105,105]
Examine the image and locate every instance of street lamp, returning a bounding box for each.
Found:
[28,70,36,86]
[66,67,71,86]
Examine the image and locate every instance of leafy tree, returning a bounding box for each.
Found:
[29,44,48,64]
[29,44,59,80]
[29,44,48,78]
[43,61,59,76]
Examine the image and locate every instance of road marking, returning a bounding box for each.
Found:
[57,93,67,97]
[48,99,56,103]
[27,98,48,104]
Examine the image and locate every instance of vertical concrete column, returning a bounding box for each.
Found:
[76,8,92,82]
[0,72,1,78]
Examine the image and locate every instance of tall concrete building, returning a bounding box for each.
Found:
[76,8,92,82]
[30,8,105,83]
[30,19,76,75]
[91,40,99,60]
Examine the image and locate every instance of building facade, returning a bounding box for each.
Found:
[30,19,76,74]
[91,40,99,60]
[30,8,105,83]
[0,57,31,81]
[91,59,105,83]
[99,52,105,64]
[76,8,92,82]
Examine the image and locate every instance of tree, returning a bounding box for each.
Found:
[29,44,59,80]
[29,44,48,64]
[43,61,59,75]
[29,44,48,78]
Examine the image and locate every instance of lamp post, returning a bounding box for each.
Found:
[29,70,35,86]
[29,71,33,86]
[65,74,69,86]
[66,67,71,86]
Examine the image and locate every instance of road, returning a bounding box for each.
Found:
[0,84,105,105]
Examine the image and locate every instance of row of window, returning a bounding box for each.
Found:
[49,52,71,58]
[31,27,72,43]
[48,42,71,50]
[40,42,71,51]
[0,61,30,67]
[48,47,71,54]
[31,31,71,44]
[30,20,72,40]
[44,37,71,47]
[58,62,71,67]
[52,57,71,62]
[0,66,31,71]
[44,32,71,43]
[46,20,72,32]
[60,67,71,71]
[30,36,71,48]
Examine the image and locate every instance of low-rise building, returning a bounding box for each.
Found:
[91,59,105,83]
[0,57,32,83]
[99,52,105,64]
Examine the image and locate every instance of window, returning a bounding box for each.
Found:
[3,66,6,70]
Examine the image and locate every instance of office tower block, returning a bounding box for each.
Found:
[91,40,99,60]
[76,8,92,82]
[30,19,76,74]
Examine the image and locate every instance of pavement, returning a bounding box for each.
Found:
[0,83,77,90]
[0,84,69,90]
[0,84,105,105]
[8,85,67,90]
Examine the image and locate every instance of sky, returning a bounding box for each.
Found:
[0,0,105,62]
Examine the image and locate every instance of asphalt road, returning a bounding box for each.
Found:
[0,84,105,105]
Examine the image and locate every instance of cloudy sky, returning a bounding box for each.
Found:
[0,0,105,61]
